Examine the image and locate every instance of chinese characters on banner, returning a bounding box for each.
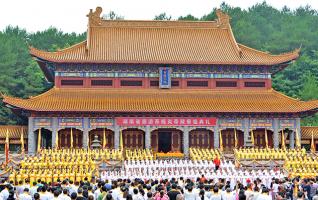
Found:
[34,118,52,128]
[58,118,83,128]
[159,67,171,88]
[250,119,272,128]
[279,119,294,129]
[89,118,114,128]
[116,117,217,126]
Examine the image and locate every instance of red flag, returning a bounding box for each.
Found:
[5,128,9,165]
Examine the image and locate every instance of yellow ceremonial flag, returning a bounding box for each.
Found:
[281,130,286,150]
[234,128,238,149]
[87,135,90,150]
[37,128,41,153]
[70,128,73,148]
[295,129,301,149]
[55,131,59,149]
[311,131,315,153]
[20,127,24,153]
[219,130,223,152]
[251,129,255,146]
[120,130,123,150]
[265,129,268,149]
[103,128,107,149]
[5,129,9,164]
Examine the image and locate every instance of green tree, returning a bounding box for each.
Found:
[102,11,124,20]
[178,15,198,21]
[154,13,172,20]
[299,73,318,100]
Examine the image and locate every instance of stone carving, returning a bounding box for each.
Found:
[87,7,103,26]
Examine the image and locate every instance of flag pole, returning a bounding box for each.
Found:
[37,128,41,154]
[5,128,9,165]
[295,129,301,149]
[311,131,315,153]
[87,134,90,150]
[219,130,223,152]
[265,128,268,149]
[55,130,59,149]
[281,129,286,150]
[103,128,106,149]
[251,129,255,147]
[70,128,73,149]
[20,127,24,154]
[120,130,123,150]
[234,128,238,149]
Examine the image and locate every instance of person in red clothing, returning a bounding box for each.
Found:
[213,156,220,171]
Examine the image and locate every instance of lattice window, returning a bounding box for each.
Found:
[216,81,237,87]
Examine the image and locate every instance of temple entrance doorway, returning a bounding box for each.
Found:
[151,128,183,152]
[34,128,52,150]
[58,128,83,148]
[158,132,172,153]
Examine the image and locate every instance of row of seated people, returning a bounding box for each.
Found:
[39,148,123,160]
[125,149,154,160]
[21,149,97,169]
[189,148,221,160]
[9,168,94,184]
[284,155,318,170]
[288,167,318,178]
[21,157,95,170]
[234,147,306,160]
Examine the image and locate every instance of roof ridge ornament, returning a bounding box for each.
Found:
[87,7,103,26]
[86,7,102,51]
[215,9,242,57]
[216,9,230,27]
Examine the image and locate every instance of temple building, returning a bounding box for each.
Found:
[2,7,318,155]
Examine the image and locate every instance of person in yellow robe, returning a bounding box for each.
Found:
[16,172,22,184]
[53,171,59,183]
[29,171,36,184]
[46,171,52,184]
[75,171,81,182]
[72,170,76,182]
[9,171,15,184]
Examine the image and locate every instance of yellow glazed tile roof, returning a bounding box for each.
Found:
[3,88,318,113]
[0,125,27,139]
[29,9,299,65]
[301,126,318,139]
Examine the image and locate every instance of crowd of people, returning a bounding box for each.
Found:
[98,159,287,189]
[125,150,154,160]
[3,147,318,200]
[285,155,318,178]
[8,149,102,184]
[234,148,306,161]
[1,169,318,200]
[189,149,221,161]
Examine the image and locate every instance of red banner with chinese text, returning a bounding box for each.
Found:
[116,117,217,126]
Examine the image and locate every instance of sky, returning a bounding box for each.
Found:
[0,0,317,33]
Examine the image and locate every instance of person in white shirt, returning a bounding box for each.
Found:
[52,190,60,200]
[210,187,222,200]
[29,182,38,198]
[39,187,51,200]
[255,188,271,200]
[184,186,199,200]
[94,184,102,200]
[0,185,10,200]
[221,188,235,200]
[58,189,71,200]
[16,181,25,195]
[110,185,121,200]
[18,188,32,200]
[132,188,143,200]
